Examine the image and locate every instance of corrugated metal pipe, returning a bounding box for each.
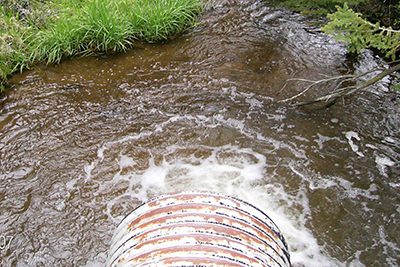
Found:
[107,192,291,267]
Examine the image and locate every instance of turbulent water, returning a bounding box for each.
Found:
[1,0,399,266]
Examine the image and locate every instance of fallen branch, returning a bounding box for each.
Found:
[278,74,354,103]
[278,63,400,106]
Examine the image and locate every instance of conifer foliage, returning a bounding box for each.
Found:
[323,3,400,60]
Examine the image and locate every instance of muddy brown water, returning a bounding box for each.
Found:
[0,0,399,266]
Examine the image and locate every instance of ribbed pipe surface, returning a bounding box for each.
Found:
[108,192,291,267]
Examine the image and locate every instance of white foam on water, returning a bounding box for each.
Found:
[347,251,366,267]
[81,114,383,267]
[389,182,400,189]
[375,155,396,177]
[212,114,307,159]
[84,113,308,181]
[118,155,135,168]
[377,226,400,267]
[314,133,344,149]
[95,144,344,266]
[84,252,107,267]
[290,163,379,201]
[345,131,365,157]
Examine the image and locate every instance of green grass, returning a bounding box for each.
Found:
[30,0,202,63]
[0,0,202,92]
[0,7,31,92]
[126,0,202,42]
[81,0,131,52]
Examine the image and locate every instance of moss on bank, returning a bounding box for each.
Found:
[0,0,202,92]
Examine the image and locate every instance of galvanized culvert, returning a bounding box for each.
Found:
[107,192,291,267]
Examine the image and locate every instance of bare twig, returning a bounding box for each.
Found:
[278,74,353,103]
[278,63,400,106]
[293,63,400,106]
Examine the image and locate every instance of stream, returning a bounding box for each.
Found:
[0,0,399,266]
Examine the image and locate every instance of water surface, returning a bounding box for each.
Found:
[0,0,399,266]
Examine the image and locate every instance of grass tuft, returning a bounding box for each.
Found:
[0,0,202,91]
[0,7,30,86]
[125,0,202,42]
[29,17,85,63]
[81,0,131,52]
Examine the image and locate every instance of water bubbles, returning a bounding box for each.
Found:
[84,126,343,267]
[345,131,365,157]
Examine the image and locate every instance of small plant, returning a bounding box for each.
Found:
[323,3,400,60]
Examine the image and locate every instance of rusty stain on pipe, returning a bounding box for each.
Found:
[108,192,291,267]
